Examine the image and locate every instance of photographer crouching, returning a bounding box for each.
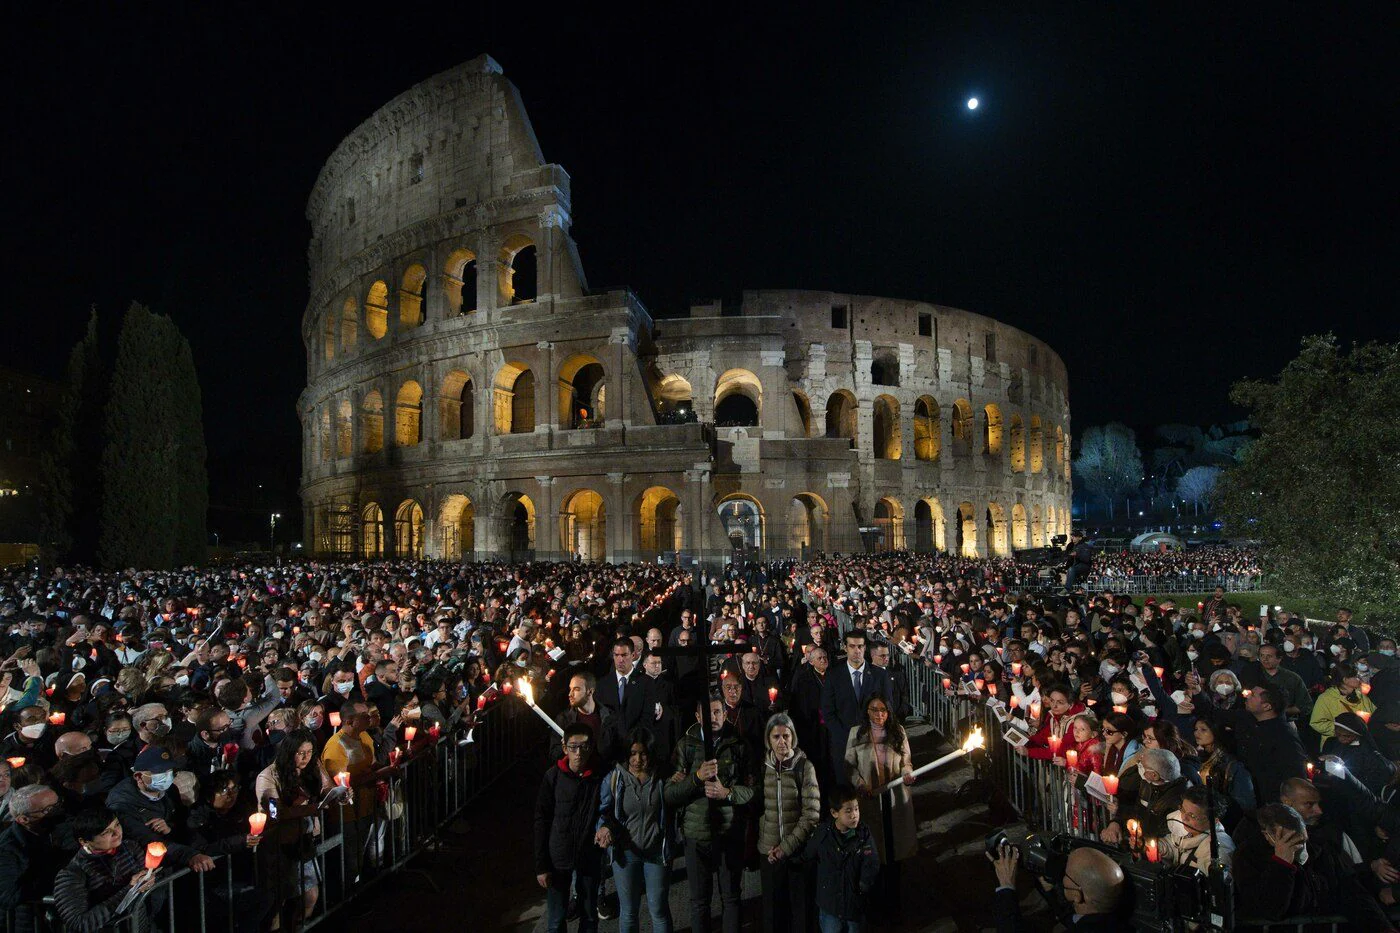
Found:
[1063,531,1094,592]
[987,839,1126,931]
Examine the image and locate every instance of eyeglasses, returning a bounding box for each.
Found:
[564,743,591,753]
[1102,727,1120,736]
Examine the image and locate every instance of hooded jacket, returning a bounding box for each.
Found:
[533,756,603,875]
[758,748,821,858]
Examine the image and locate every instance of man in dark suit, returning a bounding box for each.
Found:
[819,629,891,786]
[597,636,646,734]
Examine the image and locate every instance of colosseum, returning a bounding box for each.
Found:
[299,56,1072,564]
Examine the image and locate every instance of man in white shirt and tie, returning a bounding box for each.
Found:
[601,636,643,731]
[820,628,891,786]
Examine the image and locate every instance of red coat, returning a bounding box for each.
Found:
[1025,702,1086,760]
[1068,737,1104,775]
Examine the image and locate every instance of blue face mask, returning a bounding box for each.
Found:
[147,771,175,792]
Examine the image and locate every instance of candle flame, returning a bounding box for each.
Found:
[516,678,535,706]
[962,727,985,752]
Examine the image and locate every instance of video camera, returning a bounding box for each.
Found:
[986,830,1234,932]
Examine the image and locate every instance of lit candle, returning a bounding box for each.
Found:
[1358,710,1372,723]
[248,812,267,836]
[1306,761,1315,779]
[1011,662,1022,677]
[145,841,167,870]
[476,694,488,710]
[329,712,342,728]
[1048,734,1061,754]
[1126,818,1141,845]
[941,677,952,691]
[768,686,779,704]
[1030,702,1042,721]
[1152,666,1164,680]
[987,683,998,697]
[502,681,514,695]
[974,678,985,692]
[1009,696,1019,709]
[429,723,442,741]
[1145,838,1160,863]
[403,725,417,742]
[960,663,971,675]
[5,757,24,769]
[47,712,65,726]
[1113,705,1128,714]
[1065,748,1079,768]
[334,771,351,789]
[389,747,402,766]
[1101,773,1119,795]
[1362,683,1372,695]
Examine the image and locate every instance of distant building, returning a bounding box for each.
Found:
[299,56,1072,562]
[0,366,60,550]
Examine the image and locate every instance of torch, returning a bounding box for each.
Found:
[880,728,985,793]
[517,678,565,738]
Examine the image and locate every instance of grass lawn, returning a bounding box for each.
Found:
[1135,590,1343,622]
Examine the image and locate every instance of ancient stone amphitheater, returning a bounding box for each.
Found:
[299,56,1071,563]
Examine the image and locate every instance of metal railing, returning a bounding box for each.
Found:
[9,694,547,933]
[1081,573,1268,595]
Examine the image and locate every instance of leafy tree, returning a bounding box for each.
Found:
[39,309,106,562]
[1073,423,1144,519]
[1220,335,1400,624]
[1176,465,1222,515]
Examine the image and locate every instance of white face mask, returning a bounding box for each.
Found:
[71,657,85,671]
[310,652,324,664]
[1330,644,1344,657]
[952,648,963,657]
[1214,682,1235,696]
[334,681,354,695]
[1382,650,1396,657]
[20,723,45,740]
[1358,663,1370,674]
[1283,641,1296,653]
[1111,692,1131,706]
[175,674,189,686]
[1186,650,1199,662]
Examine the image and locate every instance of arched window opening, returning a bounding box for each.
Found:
[340,298,358,353]
[873,395,901,460]
[319,409,332,463]
[825,390,857,445]
[1055,427,1066,476]
[951,399,974,456]
[444,249,478,315]
[1012,503,1029,549]
[394,500,425,559]
[873,497,905,551]
[792,392,813,437]
[400,264,427,329]
[718,496,763,551]
[366,281,389,340]
[440,494,475,560]
[637,486,683,556]
[441,370,475,440]
[986,503,1010,557]
[957,502,978,557]
[322,312,336,362]
[561,489,607,561]
[871,353,899,387]
[983,404,1004,456]
[502,493,536,557]
[787,493,828,557]
[1009,415,1026,473]
[558,355,606,429]
[336,400,353,458]
[714,369,762,427]
[493,364,535,434]
[914,396,940,461]
[653,373,694,424]
[1029,415,1045,474]
[498,235,537,305]
[915,498,946,552]
[1031,504,1045,546]
[361,503,384,558]
[395,380,423,447]
[361,390,384,454]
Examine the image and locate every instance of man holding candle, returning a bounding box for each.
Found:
[0,708,55,773]
[319,701,390,883]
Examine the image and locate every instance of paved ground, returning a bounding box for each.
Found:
[348,720,1055,932]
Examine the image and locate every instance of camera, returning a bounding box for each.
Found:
[1050,534,1068,546]
[986,830,1233,932]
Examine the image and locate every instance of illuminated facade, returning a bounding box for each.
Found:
[299,56,1072,561]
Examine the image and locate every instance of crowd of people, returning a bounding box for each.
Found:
[0,541,1383,933]
[1087,544,1262,580]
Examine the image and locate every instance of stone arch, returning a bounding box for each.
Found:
[1030,415,1044,473]
[322,311,336,362]
[951,399,974,456]
[498,234,537,305]
[873,394,901,459]
[1031,503,1045,546]
[395,380,423,447]
[874,496,905,551]
[366,280,389,340]
[792,391,813,437]
[983,404,1004,457]
[1055,426,1066,476]
[440,370,475,440]
[636,486,683,556]
[1009,414,1026,473]
[443,248,478,315]
[500,492,536,556]
[361,390,384,454]
[871,351,899,387]
[915,497,946,552]
[1012,502,1029,549]
[400,263,427,329]
[560,488,607,561]
[558,353,607,429]
[714,368,762,427]
[336,399,353,458]
[395,499,425,559]
[825,389,857,444]
[787,492,828,556]
[654,373,693,421]
[718,494,764,551]
[914,396,940,461]
[957,501,978,557]
[493,362,536,434]
[361,502,384,558]
[340,297,358,353]
[439,494,475,560]
[319,408,332,462]
[986,503,1010,557]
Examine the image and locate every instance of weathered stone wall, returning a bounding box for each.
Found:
[299,59,1071,563]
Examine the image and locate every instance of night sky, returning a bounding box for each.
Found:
[4,6,1396,541]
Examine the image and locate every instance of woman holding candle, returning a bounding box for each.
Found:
[844,694,916,915]
[189,769,275,932]
[257,728,334,929]
[53,806,189,931]
[1062,713,1105,775]
[1099,712,1141,780]
[1020,686,1085,761]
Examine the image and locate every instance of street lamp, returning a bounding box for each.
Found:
[269,512,282,553]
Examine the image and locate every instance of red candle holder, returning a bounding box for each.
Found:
[145,841,167,870]
[248,812,267,836]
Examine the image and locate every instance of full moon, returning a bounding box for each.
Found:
[967,97,979,110]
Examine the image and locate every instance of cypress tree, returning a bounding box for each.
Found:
[99,303,179,569]
[40,309,106,562]
[164,317,208,565]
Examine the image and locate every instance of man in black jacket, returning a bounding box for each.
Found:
[0,785,74,933]
[988,839,1126,931]
[534,722,603,933]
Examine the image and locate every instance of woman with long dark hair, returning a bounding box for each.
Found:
[255,728,333,930]
[844,693,917,916]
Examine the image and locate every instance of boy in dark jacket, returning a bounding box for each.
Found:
[798,787,880,932]
[534,722,603,933]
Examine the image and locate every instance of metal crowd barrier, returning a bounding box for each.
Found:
[1081,574,1267,595]
[4,695,547,933]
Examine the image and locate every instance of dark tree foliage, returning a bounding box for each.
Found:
[1220,335,1400,625]
[40,309,105,562]
[97,303,207,570]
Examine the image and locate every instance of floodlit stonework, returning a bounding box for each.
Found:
[299,56,1072,562]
